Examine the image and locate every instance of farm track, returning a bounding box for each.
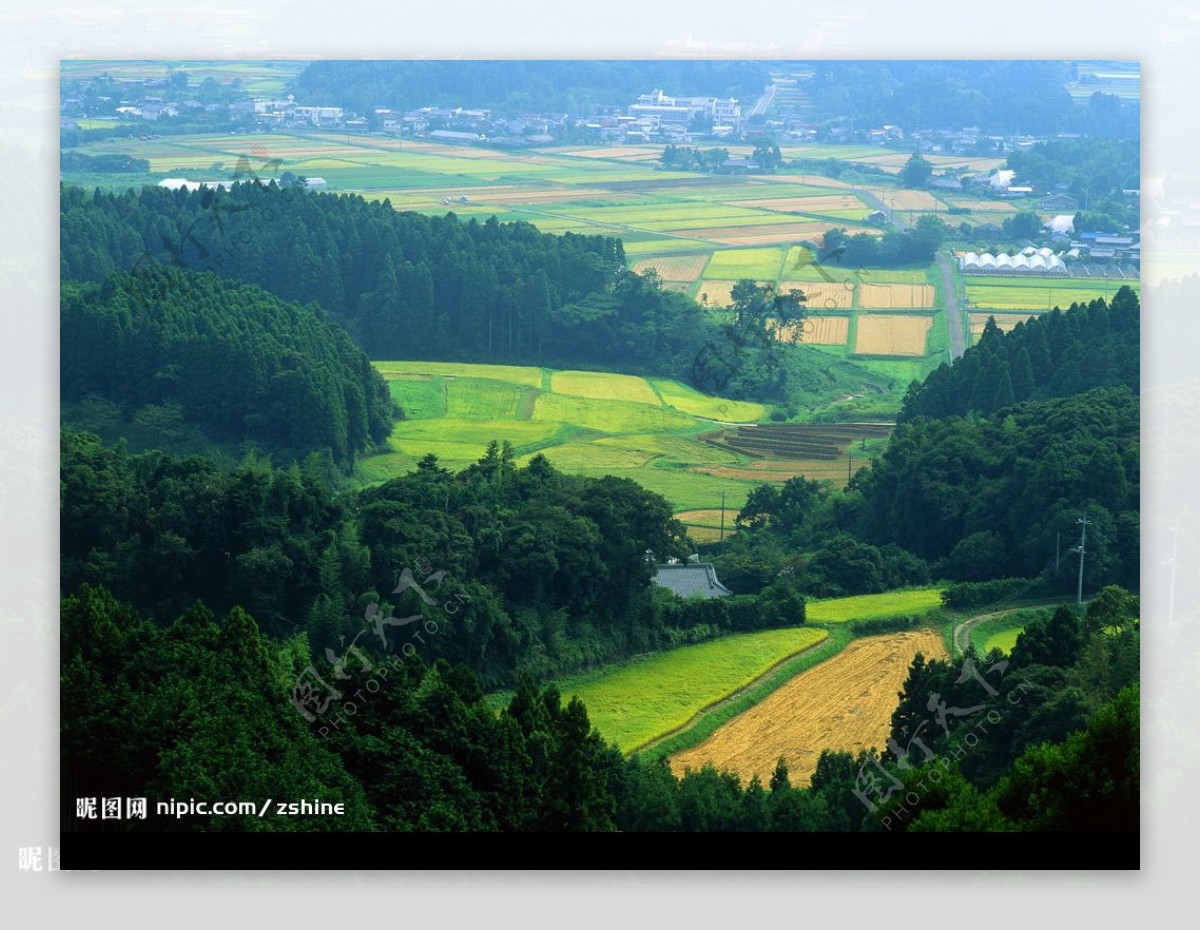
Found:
[938,252,966,359]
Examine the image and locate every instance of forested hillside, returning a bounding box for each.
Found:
[61,431,806,688]
[711,291,1140,596]
[899,286,1139,421]
[61,267,394,467]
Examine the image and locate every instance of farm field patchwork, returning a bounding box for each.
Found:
[548,626,831,751]
[667,628,949,785]
[362,361,872,513]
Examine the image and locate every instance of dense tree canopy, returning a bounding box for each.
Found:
[61,267,394,467]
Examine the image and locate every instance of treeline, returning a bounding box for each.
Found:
[61,431,806,689]
[60,151,151,174]
[854,386,1139,586]
[808,61,1137,139]
[873,599,1139,830]
[821,216,948,266]
[1007,139,1140,229]
[61,268,394,468]
[900,288,1139,421]
[60,184,864,407]
[292,60,772,117]
[62,581,1137,832]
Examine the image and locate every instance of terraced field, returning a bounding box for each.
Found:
[362,361,878,513]
[668,628,949,785]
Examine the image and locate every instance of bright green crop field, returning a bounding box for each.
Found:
[804,587,945,623]
[540,626,830,750]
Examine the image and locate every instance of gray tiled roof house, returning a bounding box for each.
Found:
[653,562,734,599]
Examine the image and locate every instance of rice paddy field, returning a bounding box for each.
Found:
[965,275,1139,312]
[359,361,882,515]
[667,628,949,785]
[854,314,935,356]
[804,587,945,623]
[540,626,831,751]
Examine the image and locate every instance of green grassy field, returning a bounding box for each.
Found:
[805,587,946,623]
[983,629,1022,654]
[966,606,1056,656]
[965,277,1139,311]
[541,626,830,750]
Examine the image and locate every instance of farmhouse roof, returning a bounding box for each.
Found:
[653,563,734,599]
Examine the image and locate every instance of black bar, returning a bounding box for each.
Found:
[61,830,1140,871]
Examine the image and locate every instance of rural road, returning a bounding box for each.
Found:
[857,189,965,361]
[938,252,966,360]
[952,609,1016,657]
[749,84,776,119]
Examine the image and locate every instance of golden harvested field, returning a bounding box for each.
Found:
[863,188,946,211]
[854,315,934,355]
[738,195,867,213]
[780,281,854,310]
[970,312,1038,336]
[668,629,948,786]
[858,283,936,309]
[779,315,850,345]
[631,255,710,281]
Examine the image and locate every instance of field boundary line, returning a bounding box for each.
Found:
[629,631,836,757]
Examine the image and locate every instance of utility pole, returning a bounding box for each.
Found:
[847,450,853,483]
[719,489,726,549]
[1075,515,1090,608]
[1167,526,1181,624]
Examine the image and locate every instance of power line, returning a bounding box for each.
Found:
[1075,515,1090,608]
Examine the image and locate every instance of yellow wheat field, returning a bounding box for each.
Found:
[632,255,710,281]
[854,315,933,355]
[857,283,936,309]
[779,281,854,310]
[862,188,946,211]
[790,315,850,345]
[668,629,948,786]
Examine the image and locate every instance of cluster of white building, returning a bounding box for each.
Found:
[959,248,1068,275]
